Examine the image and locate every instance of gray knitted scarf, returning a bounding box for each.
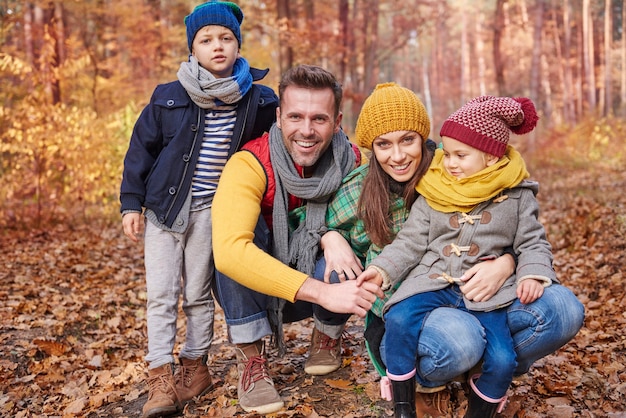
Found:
[177,55,252,108]
[268,123,356,355]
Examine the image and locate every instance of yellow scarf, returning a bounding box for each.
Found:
[416,145,529,213]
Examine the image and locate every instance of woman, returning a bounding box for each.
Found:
[316,83,584,417]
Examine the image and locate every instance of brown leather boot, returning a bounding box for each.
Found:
[415,384,451,417]
[142,363,180,418]
[175,354,213,402]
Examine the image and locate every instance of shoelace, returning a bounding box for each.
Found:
[427,390,451,413]
[241,355,270,392]
[148,373,177,399]
[179,362,197,386]
[317,333,339,350]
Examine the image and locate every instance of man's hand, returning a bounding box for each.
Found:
[295,277,383,318]
[459,254,515,302]
[122,212,143,243]
[320,231,363,282]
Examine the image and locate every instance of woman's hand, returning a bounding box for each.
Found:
[459,253,515,302]
[320,231,363,282]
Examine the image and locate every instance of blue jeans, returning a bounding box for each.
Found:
[213,217,350,344]
[383,286,516,399]
[378,283,584,388]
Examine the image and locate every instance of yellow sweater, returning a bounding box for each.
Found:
[212,151,308,302]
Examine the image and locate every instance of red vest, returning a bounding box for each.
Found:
[241,132,361,229]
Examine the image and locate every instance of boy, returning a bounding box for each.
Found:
[119,2,278,417]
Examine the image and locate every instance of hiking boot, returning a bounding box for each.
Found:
[304,327,342,375]
[415,385,451,417]
[175,355,213,402]
[235,340,284,414]
[142,363,181,418]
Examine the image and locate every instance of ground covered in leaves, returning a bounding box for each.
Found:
[2,163,626,417]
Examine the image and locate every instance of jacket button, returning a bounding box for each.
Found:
[176,218,184,226]
[167,100,175,106]
[168,187,176,195]
[158,216,165,223]
[191,124,198,132]
[183,154,190,162]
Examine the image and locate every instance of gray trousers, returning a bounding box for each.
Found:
[143,208,215,368]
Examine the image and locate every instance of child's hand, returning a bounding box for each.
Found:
[122,212,143,243]
[356,267,383,288]
[517,279,544,304]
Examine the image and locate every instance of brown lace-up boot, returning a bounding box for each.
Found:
[304,326,342,375]
[175,354,213,402]
[235,340,284,414]
[415,384,451,417]
[142,363,180,418]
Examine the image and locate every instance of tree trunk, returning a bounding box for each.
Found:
[460,5,470,101]
[622,0,626,116]
[363,0,379,93]
[494,0,506,95]
[603,0,611,116]
[529,0,544,102]
[277,0,293,74]
[560,0,576,124]
[338,0,349,82]
[582,0,596,112]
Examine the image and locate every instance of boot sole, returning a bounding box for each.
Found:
[142,405,180,418]
[240,400,285,414]
[304,363,341,375]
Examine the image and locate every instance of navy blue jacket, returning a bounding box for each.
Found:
[120,67,278,228]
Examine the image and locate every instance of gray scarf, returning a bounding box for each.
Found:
[177,55,252,108]
[268,123,356,355]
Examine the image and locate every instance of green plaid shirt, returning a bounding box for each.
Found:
[325,164,409,317]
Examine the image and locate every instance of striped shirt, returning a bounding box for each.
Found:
[191,106,237,199]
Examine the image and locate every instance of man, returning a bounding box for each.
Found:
[212,64,383,414]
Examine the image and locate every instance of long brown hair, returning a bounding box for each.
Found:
[357,141,434,247]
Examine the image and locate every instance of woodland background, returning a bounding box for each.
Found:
[1,0,626,417]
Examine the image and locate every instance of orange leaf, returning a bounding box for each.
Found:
[323,378,353,390]
[33,339,67,356]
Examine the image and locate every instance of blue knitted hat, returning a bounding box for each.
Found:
[185,1,244,51]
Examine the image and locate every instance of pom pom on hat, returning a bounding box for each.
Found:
[510,97,538,135]
[185,1,244,52]
[439,95,539,158]
[355,82,431,150]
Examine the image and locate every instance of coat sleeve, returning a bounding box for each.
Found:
[513,189,557,284]
[369,197,430,288]
[120,89,164,213]
[212,151,308,302]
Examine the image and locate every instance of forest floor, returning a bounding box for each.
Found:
[1,163,626,418]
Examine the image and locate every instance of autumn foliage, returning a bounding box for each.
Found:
[1,1,626,417]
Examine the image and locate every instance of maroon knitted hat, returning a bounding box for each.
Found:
[439,96,539,158]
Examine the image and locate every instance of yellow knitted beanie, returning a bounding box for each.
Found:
[355,82,430,150]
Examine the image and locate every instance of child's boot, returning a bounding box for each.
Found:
[464,374,507,418]
[142,363,181,418]
[385,370,417,418]
[175,354,213,402]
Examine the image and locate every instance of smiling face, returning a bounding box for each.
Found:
[276,86,342,168]
[441,135,498,178]
[372,130,424,182]
[191,25,239,78]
